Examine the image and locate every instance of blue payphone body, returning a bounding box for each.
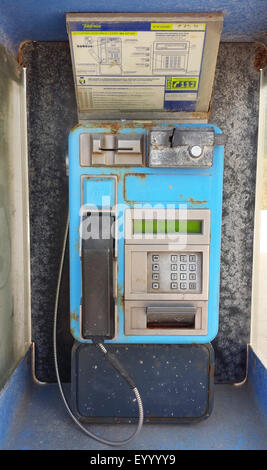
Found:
[68,122,224,345]
[62,13,225,441]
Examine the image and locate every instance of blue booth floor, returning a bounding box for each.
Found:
[1,378,267,450]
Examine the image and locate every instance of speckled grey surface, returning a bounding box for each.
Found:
[210,43,259,382]
[21,41,259,384]
[20,42,77,383]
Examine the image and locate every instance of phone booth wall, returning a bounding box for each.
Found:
[0,1,267,450]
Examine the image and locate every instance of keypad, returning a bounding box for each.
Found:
[148,252,201,293]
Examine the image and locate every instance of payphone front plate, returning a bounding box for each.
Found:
[71,342,214,423]
[69,122,224,344]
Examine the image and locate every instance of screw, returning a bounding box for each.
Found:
[189,145,203,158]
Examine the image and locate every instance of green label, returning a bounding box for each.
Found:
[166,77,199,91]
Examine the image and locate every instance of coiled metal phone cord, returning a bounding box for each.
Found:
[53,214,144,447]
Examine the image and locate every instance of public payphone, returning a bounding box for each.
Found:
[54,12,225,445]
[69,123,224,344]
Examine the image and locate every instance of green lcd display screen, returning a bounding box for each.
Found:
[133,219,202,234]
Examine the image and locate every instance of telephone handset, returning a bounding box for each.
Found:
[81,212,115,339]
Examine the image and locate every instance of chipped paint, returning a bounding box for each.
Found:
[123,172,146,201]
[70,122,84,133]
[188,197,208,205]
[70,309,79,323]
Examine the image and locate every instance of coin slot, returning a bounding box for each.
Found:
[146,305,196,329]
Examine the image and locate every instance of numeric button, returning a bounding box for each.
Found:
[189,264,196,271]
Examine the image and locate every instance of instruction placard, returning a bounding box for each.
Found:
[68,21,206,113]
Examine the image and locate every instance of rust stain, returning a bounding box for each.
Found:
[116,283,124,310]
[131,172,146,179]
[188,197,208,205]
[123,172,146,200]
[108,171,122,183]
[66,117,211,142]
[90,121,123,133]
[81,120,190,133]
[70,122,84,133]
[17,40,36,66]
[70,309,79,322]
[122,121,153,130]
[253,43,267,72]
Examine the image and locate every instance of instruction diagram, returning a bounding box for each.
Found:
[84,36,122,75]
[153,41,190,73]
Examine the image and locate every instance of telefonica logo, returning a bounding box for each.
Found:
[83,24,101,30]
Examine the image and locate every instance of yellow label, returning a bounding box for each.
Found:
[166,77,199,91]
[151,23,206,31]
[72,31,137,36]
